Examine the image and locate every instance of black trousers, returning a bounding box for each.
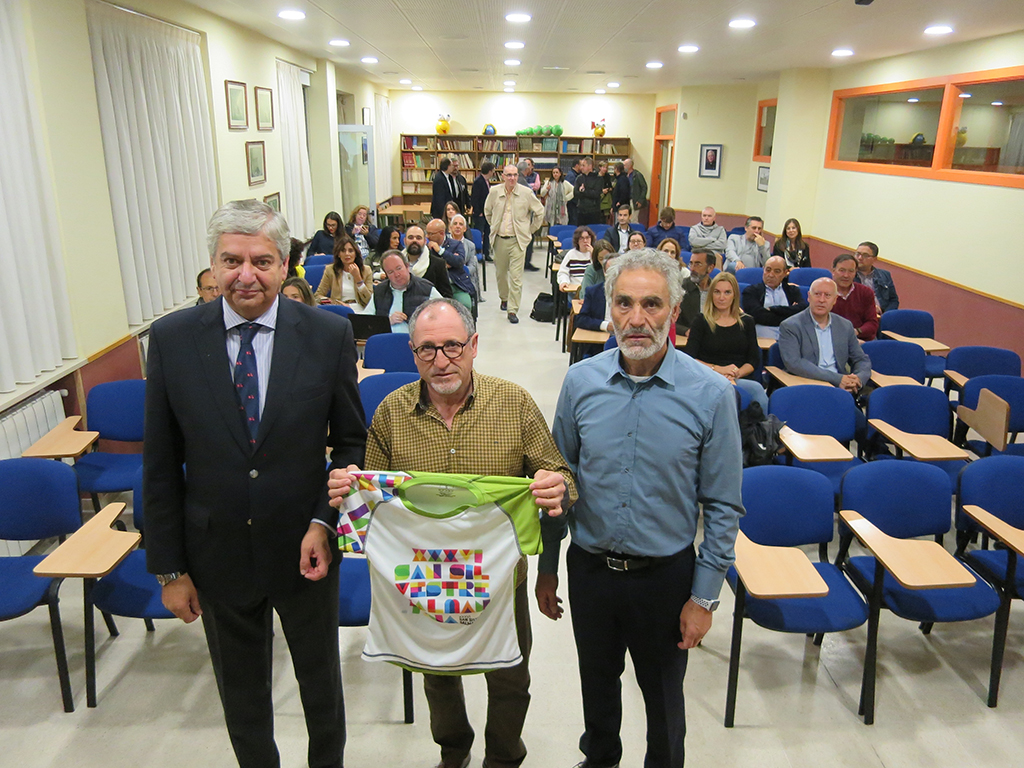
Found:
[577,210,604,227]
[567,543,694,768]
[200,564,345,768]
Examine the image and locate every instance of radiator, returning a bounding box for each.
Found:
[0,390,66,555]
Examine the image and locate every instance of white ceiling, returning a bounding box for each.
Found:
[185,0,1024,93]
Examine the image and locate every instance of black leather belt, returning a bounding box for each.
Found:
[592,550,675,572]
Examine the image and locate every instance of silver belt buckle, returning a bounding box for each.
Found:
[606,556,628,572]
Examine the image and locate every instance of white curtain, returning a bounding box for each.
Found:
[1002,112,1024,171]
[374,93,394,204]
[86,1,217,325]
[276,60,315,239]
[0,1,76,393]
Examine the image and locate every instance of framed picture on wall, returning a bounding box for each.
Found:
[699,143,722,178]
[255,87,274,131]
[263,192,281,212]
[757,165,770,193]
[246,141,266,186]
[225,80,248,130]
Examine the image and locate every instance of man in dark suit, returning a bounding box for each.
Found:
[431,158,458,220]
[605,205,634,253]
[741,256,806,340]
[145,199,366,768]
[779,277,872,392]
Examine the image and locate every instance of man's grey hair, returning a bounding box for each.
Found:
[408,298,476,340]
[516,159,529,174]
[207,199,290,263]
[604,248,683,311]
[450,214,466,227]
[381,249,408,267]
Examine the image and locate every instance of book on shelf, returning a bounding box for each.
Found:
[541,138,558,151]
[518,137,533,151]
[599,143,620,154]
[402,152,414,168]
[402,136,436,150]
[581,138,593,153]
[438,151,473,169]
[561,140,581,153]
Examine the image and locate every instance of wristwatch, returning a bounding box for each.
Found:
[155,571,186,587]
[690,595,720,612]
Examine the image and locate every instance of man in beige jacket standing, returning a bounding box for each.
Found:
[484,164,545,323]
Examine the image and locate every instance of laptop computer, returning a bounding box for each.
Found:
[348,313,392,341]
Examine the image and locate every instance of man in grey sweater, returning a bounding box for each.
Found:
[687,206,726,265]
[724,216,771,273]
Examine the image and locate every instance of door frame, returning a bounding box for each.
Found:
[648,104,677,227]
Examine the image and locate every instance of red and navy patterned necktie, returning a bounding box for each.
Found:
[234,322,261,445]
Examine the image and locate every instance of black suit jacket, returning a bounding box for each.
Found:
[741,281,806,327]
[144,297,366,604]
[606,225,634,252]
[431,171,457,220]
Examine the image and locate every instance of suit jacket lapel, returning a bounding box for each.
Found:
[254,300,303,452]
[194,300,252,455]
[804,311,820,361]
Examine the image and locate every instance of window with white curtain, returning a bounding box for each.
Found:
[0,0,76,394]
[86,0,217,326]
[276,60,315,239]
[374,93,394,204]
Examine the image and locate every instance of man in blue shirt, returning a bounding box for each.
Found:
[538,249,744,768]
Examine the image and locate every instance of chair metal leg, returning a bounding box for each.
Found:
[919,621,933,635]
[84,578,98,708]
[402,668,415,724]
[859,560,884,725]
[812,632,825,647]
[988,552,1016,708]
[724,582,746,728]
[144,618,157,632]
[90,493,102,514]
[102,611,119,637]
[46,580,74,713]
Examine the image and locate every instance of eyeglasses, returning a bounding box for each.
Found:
[412,339,470,362]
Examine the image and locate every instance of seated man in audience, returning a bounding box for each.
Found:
[854,241,899,313]
[606,205,635,253]
[403,224,453,299]
[831,253,878,340]
[425,218,475,311]
[687,206,727,259]
[724,216,771,273]
[362,250,441,334]
[645,206,687,248]
[741,256,806,340]
[195,267,219,305]
[779,277,872,392]
[678,249,713,338]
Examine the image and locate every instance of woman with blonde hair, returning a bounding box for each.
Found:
[684,271,767,410]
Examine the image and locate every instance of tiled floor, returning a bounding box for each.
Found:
[2,260,1023,767]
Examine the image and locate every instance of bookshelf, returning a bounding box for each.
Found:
[399,133,632,203]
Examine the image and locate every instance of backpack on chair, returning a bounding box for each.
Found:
[530,292,555,323]
[737,402,784,467]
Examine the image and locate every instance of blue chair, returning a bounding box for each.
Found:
[678,250,691,266]
[590,224,609,240]
[797,284,809,302]
[838,462,1002,720]
[861,339,926,383]
[724,465,868,727]
[76,380,146,513]
[788,267,830,286]
[768,385,863,495]
[679,226,690,244]
[945,347,1022,407]
[736,282,750,295]
[549,225,575,243]
[338,555,415,723]
[957,375,1024,456]
[363,333,416,373]
[359,372,419,425]
[866,384,966,485]
[318,303,354,318]
[628,222,645,232]
[0,458,81,712]
[879,309,945,380]
[728,226,746,237]
[469,228,487,290]
[304,254,332,267]
[304,264,326,292]
[734,267,764,285]
[603,336,618,351]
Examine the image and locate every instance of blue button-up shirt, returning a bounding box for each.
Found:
[546,347,744,600]
[223,296,279,419]
[814,315,839,374]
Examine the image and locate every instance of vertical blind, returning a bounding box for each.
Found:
[276,59,315,240]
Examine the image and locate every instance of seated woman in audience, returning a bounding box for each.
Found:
[627,230,648,251]
[448,213,483,302]
[557,226,596,290]
[656,237,690,280]
[540,166,574,228]
[370,226,401,275]
[287,238,306,279]
[345,205,380,262]
[307,211,341,257]
[772,217,811,269]
[685,272,768,410]
[443,200,463,231]
[313,234,373,308]
[581,239,615,292]
[281,276,315,306]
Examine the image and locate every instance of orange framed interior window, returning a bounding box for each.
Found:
[824,65,1024,190]
[753,99,777,163]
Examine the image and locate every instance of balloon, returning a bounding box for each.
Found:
[552,125,563,136]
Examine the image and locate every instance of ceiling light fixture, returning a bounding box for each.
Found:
[832,48,854,57]
[278,10,305,21]
[504,87,515,93]
[595,89,606,94]
[907,98,919,103]
[924,25,953,35]
[504,80,516,86]
[607,82,620,88]
[329,39,349,47]
[504,59,521,66]
[505,12,531,22]
[678,45,699,53]
[729,19,756,29]
[412,86,423,91]
[992,101,1004,106]
[360,56,378,64]
[399,79,412,85]
[646,61,663,69]
[504,41,525,49]
[959,92,972,98]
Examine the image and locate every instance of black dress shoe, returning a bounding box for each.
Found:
[524,263,540,272]
[500,301,508,311]
[508,312,519,324]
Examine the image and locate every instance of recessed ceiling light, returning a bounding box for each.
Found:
[729,19,756,29]
[607,82,620,88]
[329,39,349,47]
[399,79,412,85]
[278,10,305,21]
[504,80,516,86]
[959,92,972,98]
[832,48,854,57]
[907,98,919,103]
[924,25,953,35]
[411,86,423,91]
[505,12,531,22]
[992,101,1004,106]
[504,87,515,93]
[543,66,568,70]
[595,89,606,94]
[504,41,525,49]
[504,59,521,66]
[678,44,699,53]
[361,56,378,64]
[586,71,605,75]
[646,61,663,69]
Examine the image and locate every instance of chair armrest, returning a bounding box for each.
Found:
[956,389,1009,452]
[22,416,99,459]
[734,531,828,599]
[779,426,853,462]
[945,370,969,389]
[867,419,967,461]
[33,503,140,579]
[961,505,1024,557]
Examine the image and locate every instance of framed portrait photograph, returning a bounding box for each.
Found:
[263,192,281,212]
[757,165,770,193]
[225,80,248,130]
[246,141,266,186]
[255,86,274,131]
[699,143,722,178]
